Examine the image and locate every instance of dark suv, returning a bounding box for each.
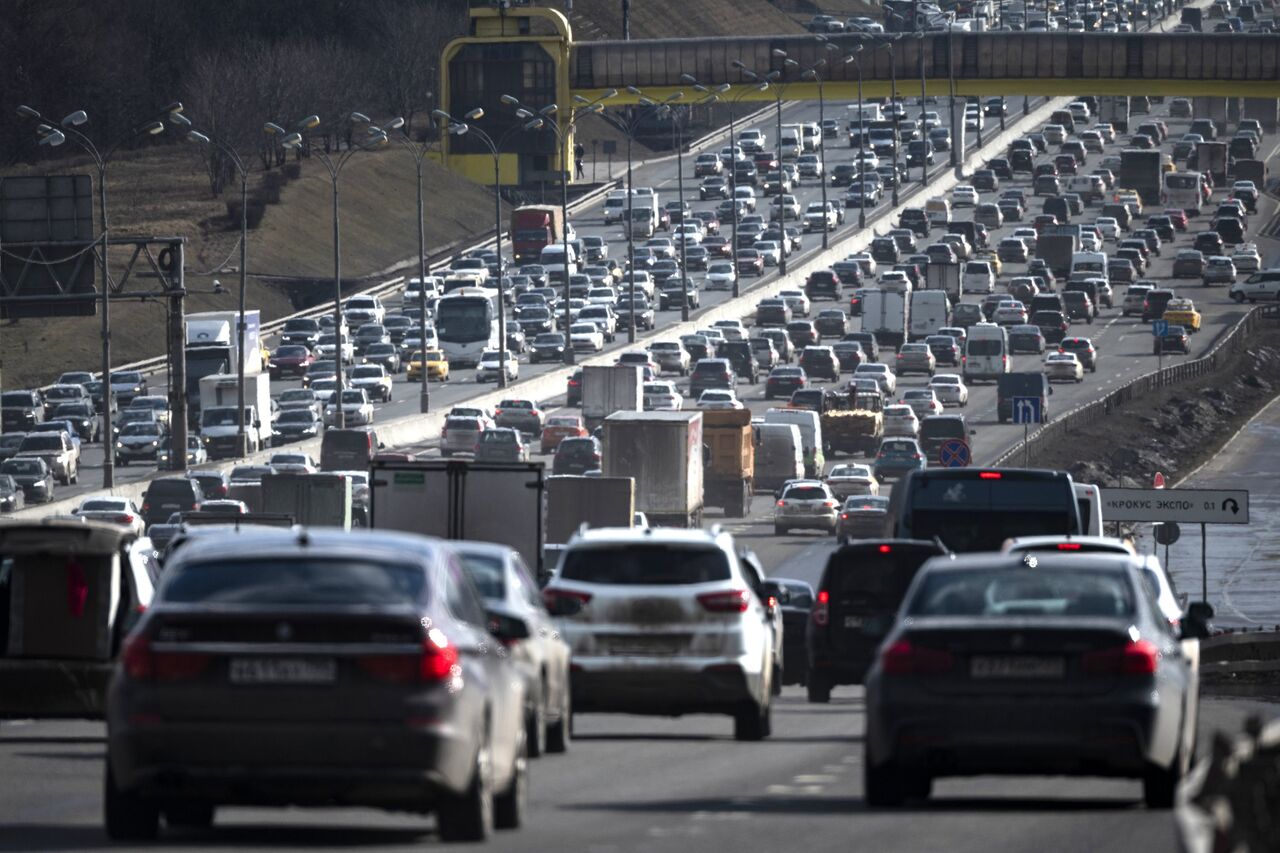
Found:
[689,358,736,396]
[1143,288,1177,322]
[1,391,45,431]
[716,341,758,384]
[806,539,950,701]
[141,477,206,528]
[553,436,602,475]
[897,208,931,238]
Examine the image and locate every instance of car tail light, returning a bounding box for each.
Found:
[839,512,849,520]
[881,640,955,676]
[979,471,1002,480]
[813,589,830,626]
[543,587,592,613]
[121,633,209,682]
[1057,543,1082,550]
[879,544,892,553]
[698,589,751,613]
[1081,639,1159,676]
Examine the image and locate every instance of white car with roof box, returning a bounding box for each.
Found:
[542,526,777,740]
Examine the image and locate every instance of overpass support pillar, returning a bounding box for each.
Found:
[1242,99,1280,132]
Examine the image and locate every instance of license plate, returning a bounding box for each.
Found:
[229,658,337,685]
[970,655,1064,679]
[843,615,864,628]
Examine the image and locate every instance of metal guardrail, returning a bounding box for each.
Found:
[992,306,1267,468]
[1176,715,1280,853]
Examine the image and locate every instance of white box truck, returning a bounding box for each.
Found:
[602,411,704,528]
[909,290,951,341]
[860,289,909,350]
[185,309,261,423]
[197,372,272,457]
[581,364,643,430]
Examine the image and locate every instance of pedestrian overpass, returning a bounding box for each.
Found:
[442,1,1280,186]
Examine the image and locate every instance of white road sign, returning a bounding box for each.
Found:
[1100,488,1250,524]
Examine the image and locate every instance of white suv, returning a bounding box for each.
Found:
[543,526,777,740]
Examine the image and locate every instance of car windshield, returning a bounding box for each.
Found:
[278,410,316,424]
[2,459,43,474]
[162,559,426,606]
[908,567,1135,618]
[120,423,162,437]
[561,545,731,585]
[80,499,126,512]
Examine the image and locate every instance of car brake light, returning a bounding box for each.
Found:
[881,640,955,676]
[121,633,209,682]
[1081,639,1159,675]
[698,589,751,613]
[813,590,830,625]
[543,587,592,613]
[1057,543,1082,550]
[879,544,892,553]
[979,471,1002,480]
[840,513,849,520]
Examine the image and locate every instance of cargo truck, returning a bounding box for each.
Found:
[1035,233,1080,278]
[545,475,635,544]
[923,261,961,302]
[859,289,909,350]
[184,309,261,423]
[510,205,565,265]
[820,387,884,456]
[370,459,547,578]
[261,472,353,529]
[702,409,754,517]
[581,364,643,430]
[1230,158,1268,188]
[1190,141,1229,185]
[197,372,272,457]
[1119,149,1164,207]
[1097,96,1130,133]
[602,411,704,528]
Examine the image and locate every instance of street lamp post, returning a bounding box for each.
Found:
[17,104,173,488]
[918,32,930,186]
[849,45,868,229]
[724,83,768,299]
[169,113,254,460]
[803,41,843,250]
[733,58,789,277]
[384,115,440,412]
[887,39,902,205]
[432,108,527,389]
[268,113,392,431]
[672,79,723,323]
[505,91,616,364]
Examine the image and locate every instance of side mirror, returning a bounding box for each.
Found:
[487,609,531,643]
[545,594,584,618]
[1048,386,1054,395]
[1181,601,1215,640]
[378,442,387,450]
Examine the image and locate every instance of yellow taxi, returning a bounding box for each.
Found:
[1162,298,1202,333]
[974,249,1002,276]
[1113,188,1143,216]
[407,349,449,382]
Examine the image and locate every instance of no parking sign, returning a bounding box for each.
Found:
[938,438,971,468]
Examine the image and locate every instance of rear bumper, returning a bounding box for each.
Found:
[109,719,473,808]
[571,659,760,715]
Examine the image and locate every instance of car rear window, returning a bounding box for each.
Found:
[146,480,200,501]
[824,547,940,602]
[560,545,731,585]
[784,486,828,501]
[908,567,1135,617]
[163,558,427,606]
[456,552,505,599]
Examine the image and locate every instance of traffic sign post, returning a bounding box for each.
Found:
[1012,396,1042,467]
[938,438,971,468]
[1153,319,1169,377]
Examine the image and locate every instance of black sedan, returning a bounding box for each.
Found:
[530,333,567,363]
[762,578,815,687]
[864,553,1209,809]
[1154,325,1190,355]
[765,366,808,399]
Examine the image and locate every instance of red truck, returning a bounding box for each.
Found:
[510,204,564,264]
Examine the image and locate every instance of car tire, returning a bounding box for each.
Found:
[1143,751,1182,809]
[493,732,528,830]
[774,525,786,536]
[526,688,547,759]
[437,745,494,842]
[863,759,906,808]
[104,763,159,841]
[733,697,771,741]
[165,803,215,829]
[546,684,571,754]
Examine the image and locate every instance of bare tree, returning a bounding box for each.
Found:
[369,0,463,137]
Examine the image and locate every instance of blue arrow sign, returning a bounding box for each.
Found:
[939,438,971,468]
[1152,319,1169,338]
[1013,395,1042,425]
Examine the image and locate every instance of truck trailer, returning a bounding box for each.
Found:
[602,411,704,528]
[702,409,754,517]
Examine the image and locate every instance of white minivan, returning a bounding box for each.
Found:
[764,408,824,479]
[539,244,579,281]
[753,423,805,492]
[779,124,803,159]
[962,259,996,294]
[1070,251,1108,280]
[908,290,951,341]
[962,322,1009,383]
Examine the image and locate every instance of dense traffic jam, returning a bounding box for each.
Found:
[3,0,1276,840]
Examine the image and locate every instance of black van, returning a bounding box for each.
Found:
[918,414,970,462]
[947,220,989,250]
[1100,202,1133,231]
[1042,196,1071,223]
[995,371,1052,423]
[319,427,382,472]
[141,477,205,528]
[805,539,951,700]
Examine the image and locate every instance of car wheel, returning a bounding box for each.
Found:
[546,682,571,754]
[525,687,547,759]
[493,731,528,830]
[436,743,494,842]
[733,696,771,741]
[774,525,786,536]
[863,758,906,808]
[104,763,159,840]
[806,676,832,703]
[1142,743,1184,809]
[165,803,215,829]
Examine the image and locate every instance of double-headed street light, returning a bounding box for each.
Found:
[505,90,616,364]
[722,81,768,299]
[673,78,723,321]
[916,32,931,187]
[733,58,788,277]
[169,110,255,459]
[267,113,391,430]
[16,103,174,487]
[799,41,840,249]
[594,88,682,338]
[433,107,528,388]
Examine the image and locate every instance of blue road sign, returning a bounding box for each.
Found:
[1012,395,1042,425]
[939,438,971,468]
[1152,319,1169,338]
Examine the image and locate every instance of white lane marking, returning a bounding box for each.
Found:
[793,774,839,784]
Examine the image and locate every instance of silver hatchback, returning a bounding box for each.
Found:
[442,415,484,457]
[774,480,839,534]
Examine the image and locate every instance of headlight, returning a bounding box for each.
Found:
[32,480,45,487]
[116,441,124,448]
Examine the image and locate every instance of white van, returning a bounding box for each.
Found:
[623,206,656,238]
[909,290,951,341]
[925,197,951,226]
[539,244,578,281]
[801,123,822,152]
[753,423,805,492]
[1065,175,1104,203]
[1070,251,1108,280]
[962,322,1009,383]
[962,259,996,294]
[603,190,630,224]
[1074,481,1104,536]
[764,408,825,479]
[779,124,803,159]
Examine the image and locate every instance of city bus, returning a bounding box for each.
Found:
[435,292,499,368]
[889,468,1083,552]
[1162,170,1204,215]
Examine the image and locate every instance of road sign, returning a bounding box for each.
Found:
[1153,522,1182,546]
[1100,487,1250,524]
[1152,319,1170,338]
[1153,471,1166,489]
[938,438,971,468]
[1012,395,1042,425]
